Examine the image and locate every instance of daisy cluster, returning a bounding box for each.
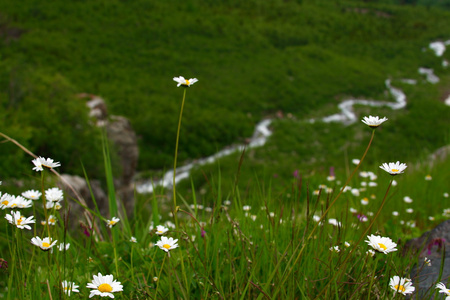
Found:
[58,273,124,298]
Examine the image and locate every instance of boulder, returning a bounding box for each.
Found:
[404,220,450,299]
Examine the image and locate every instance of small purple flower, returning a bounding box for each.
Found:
[201,228,206,238]
[0,258,8,270]
[80,223,92,237]
[329,167,335,177]
[357,214,368,222]
[427,238,445,255]
[293,170,299,178]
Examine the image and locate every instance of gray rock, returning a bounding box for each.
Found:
[405,220,450,299]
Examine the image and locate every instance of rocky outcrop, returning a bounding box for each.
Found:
[72,94,139,216]
[59,174,108,216]
[404,220,450,299]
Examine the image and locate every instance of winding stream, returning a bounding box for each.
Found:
[136,40,449,194]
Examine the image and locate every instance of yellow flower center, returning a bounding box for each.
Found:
[109,221,116,226]
[185,79,190,85]
[10,204,17,208]
[394,284,405,292]
[98,283,113,293]
[163,244,171,249]
[392,169,399,172]
[17,217,24,225]
[378,243,387,250]
[2,200,8,206]
[42,242,50,248]
[49,218,55,223]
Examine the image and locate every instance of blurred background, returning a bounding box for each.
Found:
[0,0,449,198]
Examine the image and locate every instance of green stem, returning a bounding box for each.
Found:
[113,234,119,278]
[265,129,376,300]
[314,178,394,300]
[154,254,167,298]
[173,88,187,228]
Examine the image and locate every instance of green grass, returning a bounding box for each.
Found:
[0,123,449,298]
[0,0,449,179]
[0,1,450,297]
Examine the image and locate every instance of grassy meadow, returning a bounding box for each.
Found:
[0,0,450,298]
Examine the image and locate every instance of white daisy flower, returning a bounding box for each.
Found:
[58,243,70,251]
[46,200,62,210]
[45,187,64,202]
[329,246,340,252]
[31,236,58,251]
[22,190,42,200]
[352,159,361,165]
[351,189,360,197]
[365,234,397,254]
[379,161,407,175]
[62,280,79,296]
[0,193,12,209]
[32,156,61,172]
[106,217,120,228]
[424,257,431,267]
[327,175,335,181]
[156,236,179,253]
[86,273,123,298]
[361,115,388,128]
[406,208,414,214]
[425,174,432,181]
[5,211,35,230]
[242,205,251,211]
[344,242,351,248]
[328,218,342,227]
[361,198,369,205]
[164,220,176,229]
[7,196,32,209]
[389,276,415,295]
[392,211,399,216]
[46,215,58,225]
[130,236,137,243]
[155,225,169,235]
[366,249,376,257]
[403,196,413,203]
[173,76,198,87]
[367,172,377,181]
[435,282,450,297]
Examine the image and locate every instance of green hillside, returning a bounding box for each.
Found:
[0,0,449,183]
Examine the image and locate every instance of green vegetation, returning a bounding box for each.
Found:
[0,131,448,298]
[0,0,449,182]
[0,2,450,296]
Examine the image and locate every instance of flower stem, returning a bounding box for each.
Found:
[314,178,394,299]
[154,254,166,298]
[173,88,187,228]
[260,129,377,300]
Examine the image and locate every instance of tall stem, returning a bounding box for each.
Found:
[314,179,394,300]
[173,88,187,227]
[266,129,376,300]
[298,130,375,262]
